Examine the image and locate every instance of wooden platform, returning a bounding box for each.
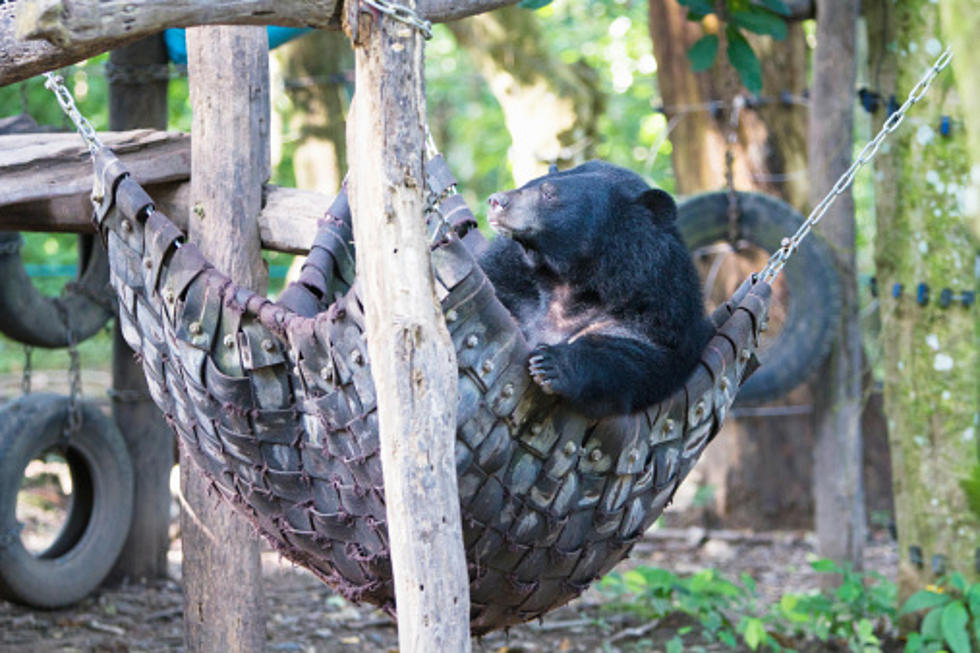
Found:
[0,129,330,253]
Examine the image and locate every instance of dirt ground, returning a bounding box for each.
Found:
[0,515,899,653]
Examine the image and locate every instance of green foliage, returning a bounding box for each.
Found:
[600,558,897,652]
[960,463,980,520]
[679,0,791,94]
[900,574,980,653]
[517,0,554,8]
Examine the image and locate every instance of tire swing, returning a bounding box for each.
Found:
[677,192,841,404]
[0,393,134,608]
[45,45,946,634]
[0,232,115,348]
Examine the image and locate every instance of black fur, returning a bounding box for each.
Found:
[479,160,714,419]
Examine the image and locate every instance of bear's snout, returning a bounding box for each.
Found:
[488,192,511,211]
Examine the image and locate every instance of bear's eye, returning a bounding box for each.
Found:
[540,182,558,201]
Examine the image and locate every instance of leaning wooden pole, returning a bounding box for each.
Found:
[808,0,866,574]
[180,25,268,650]
[345,2,471,650]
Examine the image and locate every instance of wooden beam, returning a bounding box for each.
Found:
[179,24,268,651]
[0,0,523,87]
[0,131,328,252]
[347,0,470,649]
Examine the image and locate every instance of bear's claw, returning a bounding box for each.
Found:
[528,346,562,395]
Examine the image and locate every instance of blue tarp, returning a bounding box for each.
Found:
[164,27,311,64]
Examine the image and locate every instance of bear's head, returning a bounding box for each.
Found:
[487,160,677,272]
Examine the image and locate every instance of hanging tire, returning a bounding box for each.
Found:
[0,394,134,608]
[677,191,841,404]
[0,233,114,348]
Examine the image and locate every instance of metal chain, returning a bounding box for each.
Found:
[42,72,103,155]
[104,62,186,85]
[53,300,84,440]
[362,0,432,39]
[724,95,745,243]
[757,47,953,285]
[21,346,31,396]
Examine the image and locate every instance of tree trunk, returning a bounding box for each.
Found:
[648,0,816,530]
[940,0,980,241]
[809,0,865,574]
[346,4,470,650]
[447,6,602,183]
[180,25,268,651]
[867,0,980,595]
[105,34,175,584]
[274,29,352,194]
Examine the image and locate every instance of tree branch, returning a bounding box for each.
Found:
[0,0,524,87]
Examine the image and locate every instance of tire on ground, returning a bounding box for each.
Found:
[677,191,841,404]
[0,393,134,608]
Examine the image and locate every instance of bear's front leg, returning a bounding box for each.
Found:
[528,335,679,419]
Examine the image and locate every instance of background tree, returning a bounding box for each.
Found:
[446,5,602,183]
[867,0,980,593]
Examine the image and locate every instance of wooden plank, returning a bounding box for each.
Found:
[0,0,524,87]
[346,2,470,650]
[179,24,267,651]
[0,130,190,206]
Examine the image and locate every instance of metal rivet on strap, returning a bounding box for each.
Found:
[465,334,479,348]
[501,383,514,398]
[661,418,674,435]
[627,449,639,464]
[739,349,751,363]
[589,449,602,462]
[223,334,235,349]
[188,321,202,335]
[144,258,152,270]
[121,219,132,233]
[320,366,333,382]
[445,309,458,323]
[352,350,364,366]
[163,289,175,304]
[481,359,494,374]
[563,441,577,455]
[262,339,275,353]
[719,377,730,391]
[530,423,542,435]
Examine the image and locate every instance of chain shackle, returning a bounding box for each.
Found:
[362,0,432,39]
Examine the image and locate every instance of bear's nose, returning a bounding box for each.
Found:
[488,192,510,211]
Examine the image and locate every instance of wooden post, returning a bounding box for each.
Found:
[180,25,268,651]
[105,34,175,583]
[808,0,866,574]
[346,3,471,650]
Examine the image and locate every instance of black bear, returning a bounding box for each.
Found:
[478,160,714,419]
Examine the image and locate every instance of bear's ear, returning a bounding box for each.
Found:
[548,163,560,175]
[638,188,677,223]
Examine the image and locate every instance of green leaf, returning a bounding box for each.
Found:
[949,572,967,593]
[666,635,684,653]
[941,601,970,653]
[677,0,715,15]
[719,630,737,648]
[921,606,943,640]
[743,617,767,650]
[810,558,840,573]
[731,8,788,39]
[960,464,980,519]
[758,0,792,16]
[904,632,923,653]
[900,589,952,615]
[725,26,762,93]
[517,0,553,9]
[688,34,719,72]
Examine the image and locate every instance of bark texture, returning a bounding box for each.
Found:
[867,0,980,594]
[346,4,470,650]
[809,0,865,573]
[181,25,268,651]
[105,34,175,584]
[447,6,602,183]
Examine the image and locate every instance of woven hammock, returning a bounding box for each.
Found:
[91,146,770,634]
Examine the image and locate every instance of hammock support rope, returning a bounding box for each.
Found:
[89,144,769,633]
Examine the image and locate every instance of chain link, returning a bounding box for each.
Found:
[21,346,31,396]
[362,0,432,39]
[724,95,745,243]
[757,47,953,285]
[43,72,102,155]
[52,299,84,440]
